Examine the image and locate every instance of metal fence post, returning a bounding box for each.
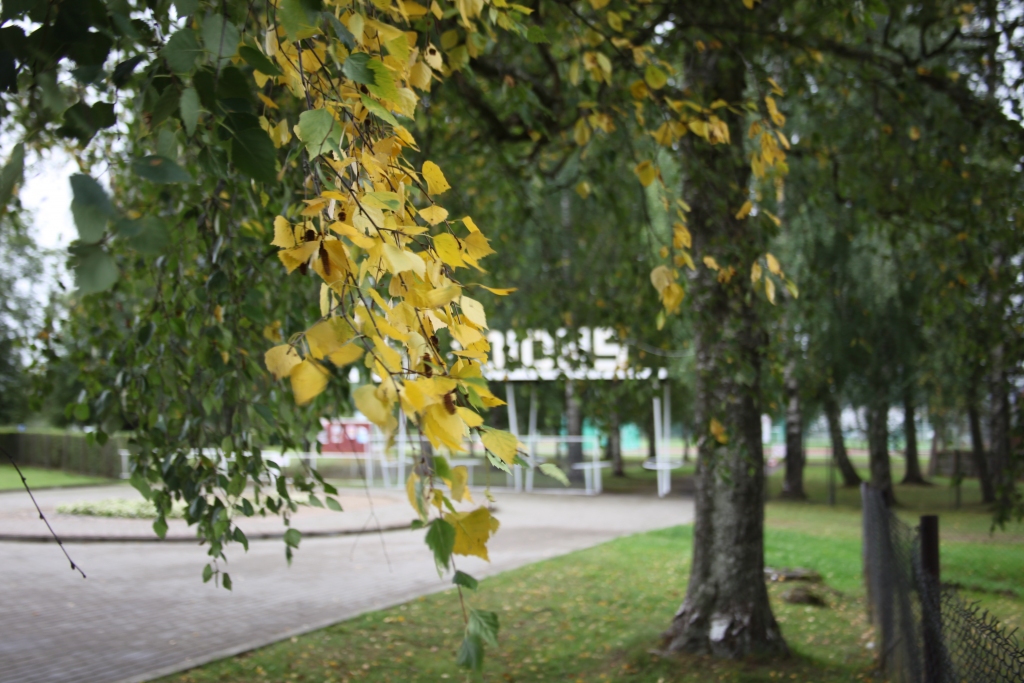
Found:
[920,514,941,683]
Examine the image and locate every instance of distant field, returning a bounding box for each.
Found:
[0,463,114,491]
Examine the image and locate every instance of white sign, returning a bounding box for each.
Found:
[481,327,666,382]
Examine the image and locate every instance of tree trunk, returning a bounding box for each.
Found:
[988,349,1013,508]
[662,37,785,659]
[927,410,941,478]
[565,379,583,480]
[607,411,623,476]
[823,390,861,486]
[866,401,895,506]
[900,389,926,484]
[967,400,995,503]
[780,363,806,499]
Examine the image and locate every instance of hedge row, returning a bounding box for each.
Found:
[0,431,123,478]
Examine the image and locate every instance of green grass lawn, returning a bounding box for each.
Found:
[161,460,1024,683]
[0,463,114,491]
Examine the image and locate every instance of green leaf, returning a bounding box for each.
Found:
[343,53,376,86]
[453,570,478,590]
[132,155,193,184]
[308,494,324,508]
[56,101,116,144]
[111,55,145,87]
[366,59,399,102]
[433,454,452,481]
[456,634,484,670]
[485,450,511,474]
[74,245,119,294]
[323,12,355,49]
[325,496,343,512]
[360,95,398,127]
[253,403,274,424]
[279,0,323,41]
[526,25,549,43]
[425,518,456,570]
[115,216,169,254]
[173,0,199,15]
[283,527,302,548]
[468,609,499,647]
[153,515,168,539]
[180,87,201,136]
[70,173,114,244]
[201,14,240,63]
[222,572,233,590]
[73,403,90,421]
[539,463,570,486]
[162,29,202,73]
[0,142,25,212]
[238,46,281,76]
[232,527,249,551]
[202,563,213,582]
[230,127,278,183]
[296,108,342,159]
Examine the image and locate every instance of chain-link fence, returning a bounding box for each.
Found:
[861,484,1024,682]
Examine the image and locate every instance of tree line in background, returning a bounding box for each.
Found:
[1,0,1023,666]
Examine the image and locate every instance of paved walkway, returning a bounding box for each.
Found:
[0,485,693,683]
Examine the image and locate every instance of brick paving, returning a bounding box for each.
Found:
[0,486,692,683]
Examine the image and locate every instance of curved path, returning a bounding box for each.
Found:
[0,485,692,683]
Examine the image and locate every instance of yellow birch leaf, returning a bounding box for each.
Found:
[427,284,463,308]
[703,256,720,271]
[480,427,518,464]
[735,200,753,219]
[765,96,786,126]
[457,406,483,428]
[445,506,499,560]
[662,282,684,314]
[327,343,364,366]
[689,120,710,139]
[463,232,495,260]
[644,64,668,90]
[462,216,480,233]
[765,276,776,304]
[434,233,466,268]
[764,210,782,227]
[272,216,296,248]
[278,241,318,273]
[410,61,432,90]
[406,471,426,520]
[422,403,465,450]
[383,243,426,277]
[751,261,763,283]
[634,160,657,187]
[480,285,516,296]
[710,417,728,444]
[421,161,451,195]
[766,253,782,275]
[650,264,672,294]
[265,344,301,379]
[459,295,487,329]
[419,205,449,225]
[673,222,692,249]
[354,384,392,427]
[257,93,279,110]
[449,465,472,503]
[588,0,610,9]
[306,319,350,359]
[290,360,329,405]
[573,118,591,146]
